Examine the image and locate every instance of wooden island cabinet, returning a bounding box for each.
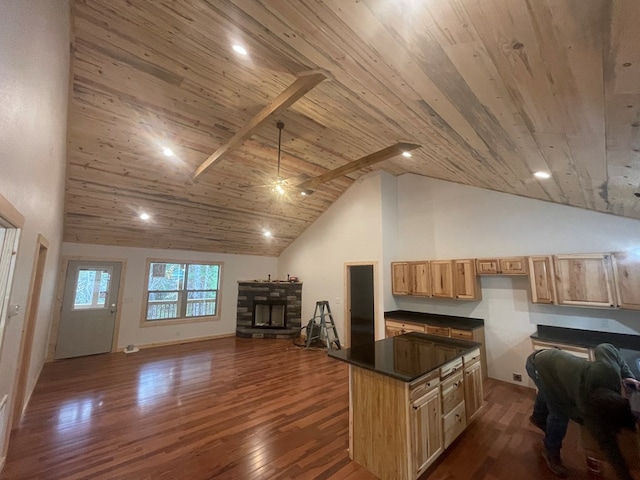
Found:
[329,334,483,480]
[385,311,487,380]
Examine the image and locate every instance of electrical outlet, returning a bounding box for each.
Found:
[513,373,522,382]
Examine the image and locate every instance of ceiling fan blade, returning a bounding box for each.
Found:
[191,70,328,183]
[295,142,421,191]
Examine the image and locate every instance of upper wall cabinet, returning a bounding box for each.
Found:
[392,262,410,295]
[392,261,431,297]
[453,259,481,300]
[612,252,640,310]
[476,257,528,275]
[528,256,557,304]
[430,260,454,298]
[553,254,616,308]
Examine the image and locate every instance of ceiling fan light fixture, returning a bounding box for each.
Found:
[402,151,412,158]
[300,189,314,196]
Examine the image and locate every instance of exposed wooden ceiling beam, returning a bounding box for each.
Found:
[191,71,328,182]
[295,142,421,191]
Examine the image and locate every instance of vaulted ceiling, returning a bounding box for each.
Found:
[65,0,640,257]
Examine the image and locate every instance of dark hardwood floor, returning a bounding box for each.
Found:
[1,337,596,479]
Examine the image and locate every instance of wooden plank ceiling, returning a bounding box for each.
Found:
[66,0,640,256]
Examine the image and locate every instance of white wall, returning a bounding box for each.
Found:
[393,175,640,387]
[277,172,640,388]
[278,174,386,342]
[0,0,70,462]
[60,243,278,348]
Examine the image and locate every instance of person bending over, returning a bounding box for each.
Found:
[525,343,640,479]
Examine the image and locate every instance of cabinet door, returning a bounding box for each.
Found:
[476,258,499,274]
[392,262,410,295]
[553,254,616,308]
[477,257,527,275]
[464,361,483,422]
[411,386,443,477]
[453,259,481,300]
[612,252,640,310]
[430,260,454,298]
[499,257,528,275]
[411,261,431,297]
[528,256,556,304]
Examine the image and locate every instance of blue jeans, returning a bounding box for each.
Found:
[525,351,569,456]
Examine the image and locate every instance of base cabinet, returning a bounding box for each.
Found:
[463,360,483,422]
[350,356,482,480]
[411,385,443,477]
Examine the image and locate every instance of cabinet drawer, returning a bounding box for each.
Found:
[531,340,591,359]
[441,371,464,415]
[426,325,450,337]
[386,319,426,334]
[440,357,463,379]
[463,348,481,366]
[409,369,440,402]
[443,401,467,448]
[450,328,472,340]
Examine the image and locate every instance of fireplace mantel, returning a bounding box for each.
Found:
[236,281,302,339]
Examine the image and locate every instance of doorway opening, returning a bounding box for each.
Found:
[346,263,376,348]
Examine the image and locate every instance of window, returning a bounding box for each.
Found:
[73,268,112,310]
[144,261,221,322]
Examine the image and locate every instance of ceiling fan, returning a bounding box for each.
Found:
[189,70,421,193]
[243,120,421,197]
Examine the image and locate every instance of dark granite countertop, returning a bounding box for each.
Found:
[384,310,484,330]
[531,325,640,351]
[328,332,481,382]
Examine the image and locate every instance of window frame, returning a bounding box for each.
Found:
[141,258,223,326]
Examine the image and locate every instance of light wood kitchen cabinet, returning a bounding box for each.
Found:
[410,383,443,477]
[528,256,557,304]
[441,370,466,448]
[453,259,481,300]
[392,261,430,297]
[463,356,483,422]
[612,252,640,310]
[426,325,450,337]
[553,254,617,308]
[476,257,528,275]
[531,338,593,360]
[430,260,454,298]
[392,262,410,295]
[386,319,426,337]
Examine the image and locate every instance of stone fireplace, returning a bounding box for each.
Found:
[236,281,302,338]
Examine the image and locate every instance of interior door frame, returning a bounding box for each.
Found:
[11,234,48,428]
[47,255,127,361]
[344,261,379,347]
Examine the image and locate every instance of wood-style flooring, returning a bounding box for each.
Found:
[1,337,594,480]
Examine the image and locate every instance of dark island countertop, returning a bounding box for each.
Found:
[384,310,484,330]
[328,333,481,382]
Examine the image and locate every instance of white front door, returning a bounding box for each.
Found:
[55,260,122,359]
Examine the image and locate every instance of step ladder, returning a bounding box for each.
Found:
[305,301,341,351]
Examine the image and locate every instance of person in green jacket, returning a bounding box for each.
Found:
[525,343,640,479]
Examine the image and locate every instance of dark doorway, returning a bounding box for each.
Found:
[348,264,375,348]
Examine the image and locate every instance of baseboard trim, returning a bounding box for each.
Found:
[116,332,236,352]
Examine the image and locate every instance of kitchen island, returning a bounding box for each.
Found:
[329,333,483,480]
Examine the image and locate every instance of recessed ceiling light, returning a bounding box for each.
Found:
[300,189,314,196]
[232,44,248,56]
[140,213,150,220]
[402,151,412,158]
[263,230,272,238]
[162,147,173,157]
[534,171,551,179]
